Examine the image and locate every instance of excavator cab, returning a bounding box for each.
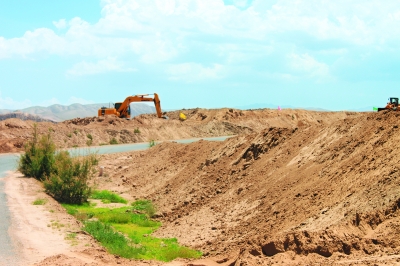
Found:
[390,97,399,106]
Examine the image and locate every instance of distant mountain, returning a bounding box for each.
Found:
[0,103,156,122]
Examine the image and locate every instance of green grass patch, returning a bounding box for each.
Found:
[32,198,48,205]
[91,190,128,204]
[62,201,201,262]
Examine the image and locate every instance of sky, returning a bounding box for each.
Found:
[1,0,400,111]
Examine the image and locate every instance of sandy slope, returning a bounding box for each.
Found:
[3,108,400,265]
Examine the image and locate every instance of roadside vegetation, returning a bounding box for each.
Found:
[18,126,201,262]
[64,196,202,261]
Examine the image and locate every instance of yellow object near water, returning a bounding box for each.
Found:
[179,113,187,121]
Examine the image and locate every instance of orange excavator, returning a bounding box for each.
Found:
[98,93,164,119]
[378,97,400,111]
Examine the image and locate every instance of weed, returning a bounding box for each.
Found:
[72,145,78,148]
[87,134,93,140]
[65,233,77,240]
[149,140,156,148]
[110,138,118,145]
[74,129,79,135]
[67,133,72,138]
[32,198,47,205]
[131,200,156,218]
[86,139,93,146]
[84,220,145,258]
[134,128,141,134]
[99,143,108,146]
[91,190,128,204]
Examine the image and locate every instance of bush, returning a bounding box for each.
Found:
[110,138,118,145]
[149,140,156,148]
[18,125,56,181]
[134,128,140,134]
[87,134,93,140]
[44,151,98,204]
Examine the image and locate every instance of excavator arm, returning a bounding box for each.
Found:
[117,93,163,118]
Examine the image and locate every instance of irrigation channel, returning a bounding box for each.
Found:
[0,136,232,265]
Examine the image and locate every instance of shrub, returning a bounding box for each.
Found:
[87,134,93,140]
[110,138,118,145]
[44,152,98,204]
[18,125,56,181]
[149,140,156,148]
[131,200,157,218]
[134,128,141,134]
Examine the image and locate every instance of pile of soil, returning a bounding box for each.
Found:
[0,108,349,154]
[4,108,400,265]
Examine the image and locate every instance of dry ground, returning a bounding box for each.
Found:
[3,108,400,265]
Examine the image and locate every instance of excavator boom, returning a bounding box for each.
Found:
[98,93,164,119]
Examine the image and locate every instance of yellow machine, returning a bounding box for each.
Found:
[98,93,163,119]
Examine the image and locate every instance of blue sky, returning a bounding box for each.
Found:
[1,0,400,111]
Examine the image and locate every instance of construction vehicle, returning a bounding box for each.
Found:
[378,97,400,111]
[98,93,164,119]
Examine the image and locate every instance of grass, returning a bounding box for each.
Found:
[62,197,201,262]
[134,128,141,134]
[33,198,48,205]
[91,190,128,204]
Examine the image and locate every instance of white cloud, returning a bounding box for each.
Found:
[0,91,32,110]
[68,97,94,105]
[167,63,226,82]
[53,19,67,29]
[66,57,136,76]
[1,0,400,79]
[288,53,330,81]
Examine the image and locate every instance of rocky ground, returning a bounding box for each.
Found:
[3,108,400,265]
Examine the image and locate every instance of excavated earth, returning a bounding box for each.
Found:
[2,108,400,265]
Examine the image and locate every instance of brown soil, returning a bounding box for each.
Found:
[3,108,400,265]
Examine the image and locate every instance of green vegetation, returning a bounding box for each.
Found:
[44,151,98,204]
[63,198,201,262]
[32,198,47,205]
[149,140,156,148]
[131,200,156,218]
[19,126,99,204]
[19,125,56,181]
[67,133,72,138]
[87,134,93,140]
[74,129,79,135]
[110,138,118,145]
[134,128,141,134]
[91,190,128,204]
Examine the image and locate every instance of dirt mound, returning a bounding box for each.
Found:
[0,108,350,153]
[81,110,400,265]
